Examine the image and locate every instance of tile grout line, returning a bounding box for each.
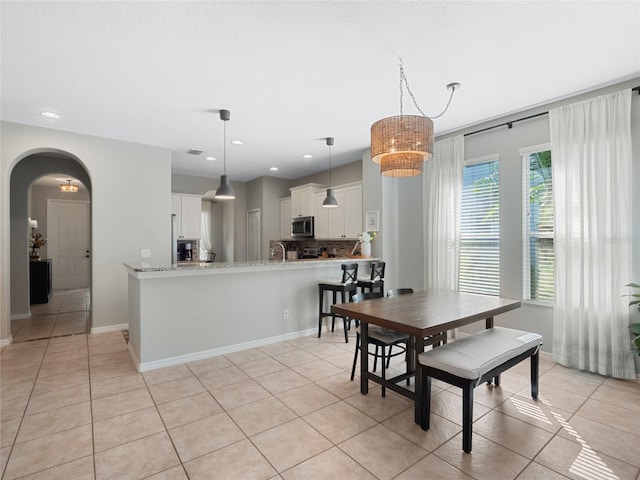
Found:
[5,330,637,479]
[87,332,97,480]
[1,336,51,479]
[185,360,281,478]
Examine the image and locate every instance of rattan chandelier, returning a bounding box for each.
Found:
[371,60,460,177]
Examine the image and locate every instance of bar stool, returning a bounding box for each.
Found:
[318,263,358,342]
[357,261,385,294]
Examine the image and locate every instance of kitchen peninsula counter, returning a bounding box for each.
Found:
[125,257,378,276]
[125,258,380,371]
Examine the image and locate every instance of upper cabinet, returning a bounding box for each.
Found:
[290,183,325,217]
[313,182,362,239]
[172,193,202,240]
[342,183,363,238]
[280,197,292,239]
[313,190,330,238]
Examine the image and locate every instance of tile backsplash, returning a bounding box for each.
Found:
[269,239,367,260]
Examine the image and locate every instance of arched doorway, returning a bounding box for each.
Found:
[9,151,92,342]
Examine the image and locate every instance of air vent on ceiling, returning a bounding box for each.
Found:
[187,148,203,155]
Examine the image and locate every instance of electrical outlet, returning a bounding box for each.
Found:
[141,249,151,258]
[283,309,290,320]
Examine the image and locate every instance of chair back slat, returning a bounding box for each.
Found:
[341,263,359,284]
[369,261,386,281]
[387,288,413,297]
[352,292,383,303]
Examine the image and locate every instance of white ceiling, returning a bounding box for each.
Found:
[2,1,639,183]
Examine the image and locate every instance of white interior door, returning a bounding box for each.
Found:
[247,209,261,261]
[47,199,90,289]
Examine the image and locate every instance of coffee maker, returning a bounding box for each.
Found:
[177,242,193,261]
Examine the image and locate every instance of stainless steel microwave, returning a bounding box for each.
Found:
[291,216,314,238]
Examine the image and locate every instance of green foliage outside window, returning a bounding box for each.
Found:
[526,150,554,301]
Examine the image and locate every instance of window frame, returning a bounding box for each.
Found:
[521,144,554,305]
[459,154,501,297]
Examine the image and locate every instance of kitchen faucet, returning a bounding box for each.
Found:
[273,242,286,262]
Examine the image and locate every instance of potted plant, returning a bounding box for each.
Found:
[30,232,47,260]
[358,230,376,258]
[624,283,640,355]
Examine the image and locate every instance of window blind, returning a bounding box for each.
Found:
[523,150,554,301]
[459,160,500,296]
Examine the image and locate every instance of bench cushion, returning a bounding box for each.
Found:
[418,327,542,381]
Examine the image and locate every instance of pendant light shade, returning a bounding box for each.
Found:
[215,109,236,200]
[323,187,338,207]
[322,137,338,208]
[370,60,459,178]
[371,115,433,177]
[215,175,235,199]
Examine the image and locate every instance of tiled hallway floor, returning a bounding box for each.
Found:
[10,289,90,342]
[1,328,639,479]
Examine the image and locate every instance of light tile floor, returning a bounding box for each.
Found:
[1,327,639,480]
[10,289,90,342]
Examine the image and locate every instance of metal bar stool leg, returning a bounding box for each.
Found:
[331,290,337,332]
[317,285,324,338]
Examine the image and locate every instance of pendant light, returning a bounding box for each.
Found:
[215,109,236,200]
[322,137,338,208]
[371,59,460,177]
[59,179,79,192]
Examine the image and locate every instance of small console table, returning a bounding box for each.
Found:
[30,259,52,304]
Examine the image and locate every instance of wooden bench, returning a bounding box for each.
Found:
[418,326,543,453]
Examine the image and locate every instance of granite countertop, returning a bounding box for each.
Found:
[124,256,379,273]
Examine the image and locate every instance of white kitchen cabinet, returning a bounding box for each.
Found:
[328,188,346,238]
[172,193,202,240]
[290,183,324,217]
[280,197,292,239]
[313,191,330,238]
[313,182,362,239]
[343,183,363,238]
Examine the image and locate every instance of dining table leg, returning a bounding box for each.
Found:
[360,321,369,395]
[413,335,425,424]
[486,316,494,329]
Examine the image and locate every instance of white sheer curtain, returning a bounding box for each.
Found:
[424,135,464,291]
[550,89,634,379]
[200,201,213,261]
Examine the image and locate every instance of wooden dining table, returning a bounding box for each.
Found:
[331,290,521,423]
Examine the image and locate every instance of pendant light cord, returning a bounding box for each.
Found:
[328,143,332,187]
[398,58,457,120]
[223,119,227,175]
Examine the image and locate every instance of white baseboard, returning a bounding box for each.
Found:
[0,335,13,347]
[90,323,128,335]
[135,327,318,372]
[11,312,31,320]
[128,343,141,371]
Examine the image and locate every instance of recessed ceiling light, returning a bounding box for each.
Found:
[270,167,279,172]
[301,154,313,159]
[40,111,60,119]
[205,156,216,161]
[230,140,244,145]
